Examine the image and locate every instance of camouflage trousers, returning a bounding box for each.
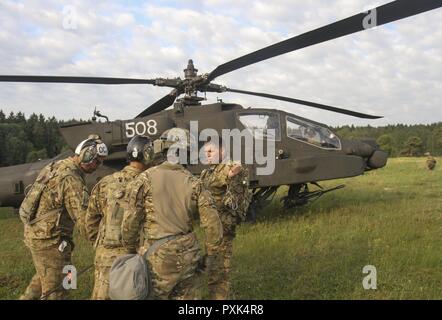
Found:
[91,246,133,300]
[146,233,203,300]
[207,234,234,300]
[20,242,72,300]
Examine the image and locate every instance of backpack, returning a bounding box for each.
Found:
[108,234,179,300]
[19,162,56,225]
[100,174,129,247]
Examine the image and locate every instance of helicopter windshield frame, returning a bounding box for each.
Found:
[237,112,281,141]
[286,115,341,150]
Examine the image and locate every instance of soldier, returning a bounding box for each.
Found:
[121,128,223,300]
[19,135,108,300]
[425,152,437,170]
[200,137,252,300]
[85,135,154,300]
[304,126,319,145]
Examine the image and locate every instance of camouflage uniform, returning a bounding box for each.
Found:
[85,165,142,300]
[121,161,223,300]
[200,161,251,300]
[426,154,437,170]
[20,157,89,300]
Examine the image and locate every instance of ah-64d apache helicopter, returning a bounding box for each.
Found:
[0,0,440,216]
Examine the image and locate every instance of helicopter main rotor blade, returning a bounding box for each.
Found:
[207,0,442,82]
[0,75,156,85]
[136,89,179,118]
[226,88,382,119]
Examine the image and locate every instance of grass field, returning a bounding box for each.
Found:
[1,157,441,300]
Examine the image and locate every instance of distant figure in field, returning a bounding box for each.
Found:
[424,152,437,170]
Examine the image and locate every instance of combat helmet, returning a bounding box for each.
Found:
[127,135,154,165]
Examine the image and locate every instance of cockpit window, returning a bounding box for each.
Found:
[286,116,341,150]
[238,113,281,141]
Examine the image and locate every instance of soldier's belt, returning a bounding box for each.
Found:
[28,208,62,225]
[143,233,188,259]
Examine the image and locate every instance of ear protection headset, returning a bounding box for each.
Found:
[75,137,109,164]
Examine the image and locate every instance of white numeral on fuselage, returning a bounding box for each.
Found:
[125,120,157,138]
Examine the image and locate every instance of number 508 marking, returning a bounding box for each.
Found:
[125,120,157,138]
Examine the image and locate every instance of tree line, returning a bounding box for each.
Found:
[1,110,441,167]
[335,123,442,157]
[0,110,80,167]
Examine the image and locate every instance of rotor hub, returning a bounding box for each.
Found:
[183,59,198,79]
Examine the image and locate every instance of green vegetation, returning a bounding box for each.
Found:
[0,110,82,167]
[335,123,442,157]
[1,111,442,168]
[1,157,441,299]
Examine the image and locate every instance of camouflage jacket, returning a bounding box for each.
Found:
[121,161,223,253]
[24,157,89,249]
[85,165,143,248]
[427,156,436,164]
[200,161,252,229]
[426,156,437,170]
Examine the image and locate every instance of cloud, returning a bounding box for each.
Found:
[0,0,440,127]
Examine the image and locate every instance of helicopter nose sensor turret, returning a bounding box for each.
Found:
[342,139,388,169]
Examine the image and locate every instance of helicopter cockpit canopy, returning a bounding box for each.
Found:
[238,112,281,141]
[286,116,341,150]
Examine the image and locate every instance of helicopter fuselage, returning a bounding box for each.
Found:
[60,102,386,184]
[0,102,387,208]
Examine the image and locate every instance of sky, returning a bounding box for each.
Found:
[0,0,441,127]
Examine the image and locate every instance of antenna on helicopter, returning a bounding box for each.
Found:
[92,107,109,123]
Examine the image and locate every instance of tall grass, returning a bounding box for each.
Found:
[1,157,441,299]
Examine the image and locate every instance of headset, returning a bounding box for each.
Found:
[75,137,109,164]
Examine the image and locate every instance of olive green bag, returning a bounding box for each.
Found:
[19,162,55,225]
[99,175,128,248]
